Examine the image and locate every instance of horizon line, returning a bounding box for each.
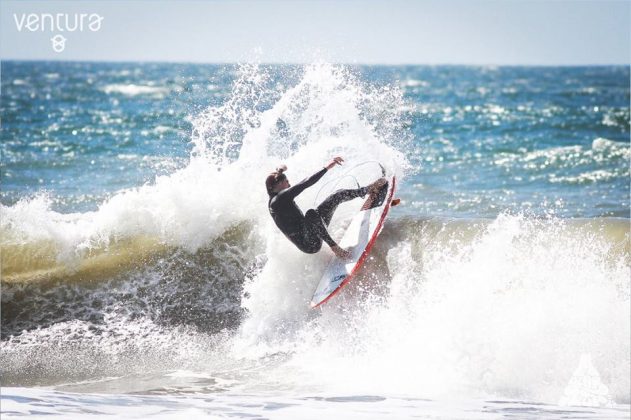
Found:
[1,58,630,68]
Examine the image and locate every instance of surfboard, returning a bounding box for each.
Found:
[310,171,397,308]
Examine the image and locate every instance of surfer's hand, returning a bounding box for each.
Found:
[332,245,352,260]
[326,156,344,170]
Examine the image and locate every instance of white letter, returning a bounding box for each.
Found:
[25,14,39,31]
[13,14,26,31]
[65,13,78,31]
[40,14,54,31]
[78,13,88,31]
[56,13,64,31]
[88,14,103,32]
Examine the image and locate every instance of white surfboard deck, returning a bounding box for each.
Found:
[310,174,396,308]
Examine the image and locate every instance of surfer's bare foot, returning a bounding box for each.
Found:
[367,177,387,194]
[361,178,388,210]
[332,245,352,260]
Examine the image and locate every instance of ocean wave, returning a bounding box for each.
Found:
[592,137,630,155]
[493,138,630,172]
[1,63,628,405]
[1,63,408,285]
[2,214,628,284]
[550,169,628,184]
[238,213,629,402]
[100,84,171,97]
[401,79,429,89]
[3,213,627,402]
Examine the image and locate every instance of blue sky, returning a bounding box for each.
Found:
[1,0,629,64]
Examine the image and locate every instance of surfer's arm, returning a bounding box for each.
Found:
[283,167,328,200]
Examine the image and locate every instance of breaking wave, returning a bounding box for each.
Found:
[1,63,629,406]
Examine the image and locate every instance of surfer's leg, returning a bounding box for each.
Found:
[305,209,336,249]
[316,187,368,226]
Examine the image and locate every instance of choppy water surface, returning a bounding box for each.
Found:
[2,63,628,216]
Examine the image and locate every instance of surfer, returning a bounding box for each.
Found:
[266,157,386,260]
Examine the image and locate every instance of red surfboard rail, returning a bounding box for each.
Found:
[311,176,397,308]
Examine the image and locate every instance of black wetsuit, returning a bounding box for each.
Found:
[268,167,368,253]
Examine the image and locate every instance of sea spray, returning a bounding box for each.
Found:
[1,61,411,377]
[273,214,630,403]
[235,62,411,342]
[560,353,615,407]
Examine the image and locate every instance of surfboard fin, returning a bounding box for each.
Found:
[378,163,386,177]
[391,198,401,207]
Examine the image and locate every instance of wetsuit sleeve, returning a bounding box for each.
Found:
[282,167,327,201]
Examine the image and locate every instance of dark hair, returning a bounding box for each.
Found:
[265,165,287,195]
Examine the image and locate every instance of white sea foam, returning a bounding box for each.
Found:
[550,169,623,184]
[101,84,170,97]
[592,137,629,155]
[560,354,614,407]
[236,214,630,404]
[402,79,429,88]
[493,138,629,174]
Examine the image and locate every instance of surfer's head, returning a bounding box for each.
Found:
[265,164,289,195]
